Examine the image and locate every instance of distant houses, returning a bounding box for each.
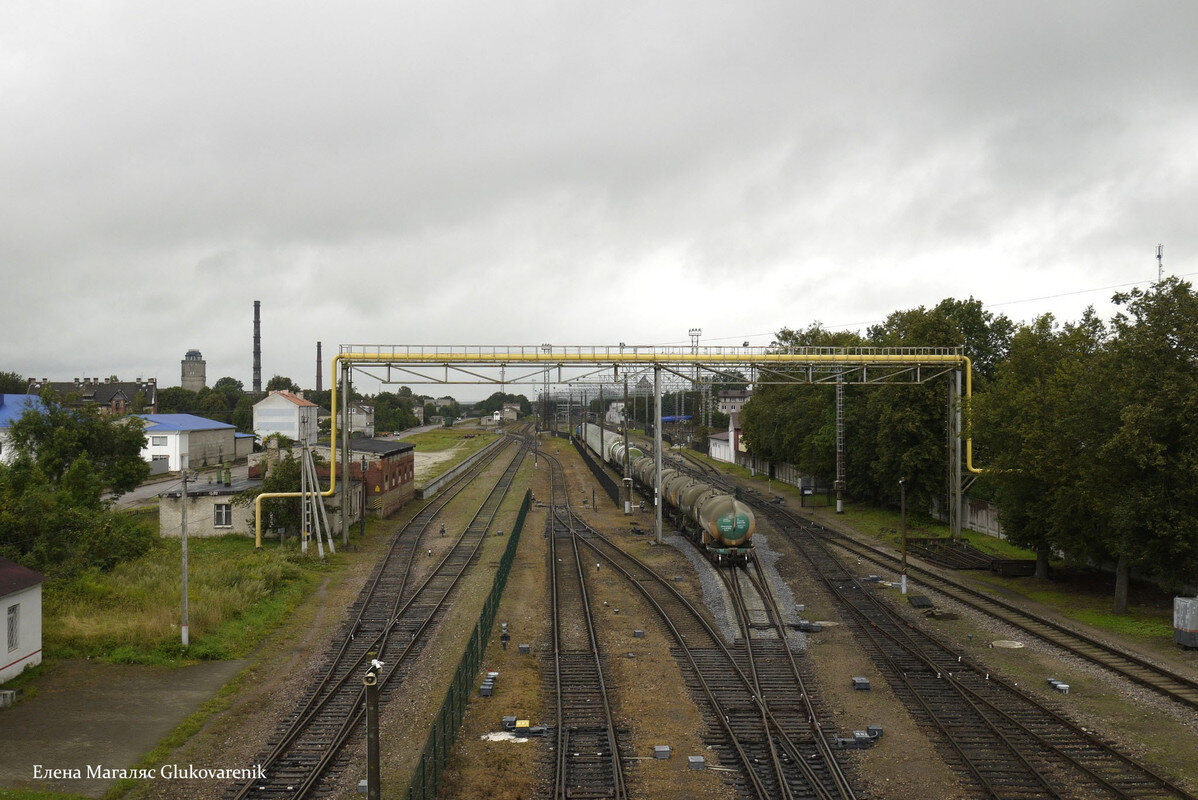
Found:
[27,377,158,415]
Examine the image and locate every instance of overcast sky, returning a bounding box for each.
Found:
[3,2,1196,400]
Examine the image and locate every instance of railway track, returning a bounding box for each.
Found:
[668,449,1198,713]
[543,451,857,800]
[228,432,527,799]
[545,450,627,800]
[749,498,1195,800]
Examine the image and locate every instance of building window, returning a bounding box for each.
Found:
[7,604,17,652]
[151,455,168,464]
[214,503,233,528]
[151,436,167,446]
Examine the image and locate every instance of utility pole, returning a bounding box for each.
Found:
[180,468,190,647]
[835,372,846,513]
[1158,244,1164,282]
[654,364,663,544]
[599,385,605,456]
[899,477,908,595]
[623,377,631,514]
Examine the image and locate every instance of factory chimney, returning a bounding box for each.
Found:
[316,341,323,393]
[253,300,262,393]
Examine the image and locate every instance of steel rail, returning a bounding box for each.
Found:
[243,433,516,776]
[741,556,859,800]
[793,510,1198,711]
[663,450,1198,712]
[721,565,798,800]
[561,496,856,800]
[546,451,627,800]
[757,500,1195,800]
[231,434,527,799]
[290,439,527,798]
[583,441,856,799]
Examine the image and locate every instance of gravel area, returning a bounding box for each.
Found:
[662,533,738,644]
[754,532,807,652]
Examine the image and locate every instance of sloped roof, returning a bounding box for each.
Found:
[134,414,234,432]
[0,394,46,428]
[262,390,317,408]
[28,379,157,405]
[0,556,45,597]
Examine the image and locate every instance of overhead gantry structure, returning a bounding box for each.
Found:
[254,344,981,548]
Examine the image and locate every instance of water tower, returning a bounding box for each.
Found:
[181,349,207,392]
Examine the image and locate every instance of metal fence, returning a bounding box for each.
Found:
[571,436,620,507]
[404,488,532,800]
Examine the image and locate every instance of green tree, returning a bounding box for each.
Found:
[9,393,149,495]
[1091,279,1198,609]
[213,376,244,402]
[373,391,418,433]
[233,396,255,433]
[0,371,26,394]
[198,391,232,423]
[158,386,198,414]
[237,448,325,536]
[973,315,1101,577]
[266,375,299,392]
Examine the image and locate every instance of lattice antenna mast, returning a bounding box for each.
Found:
[1157,244,1164,282]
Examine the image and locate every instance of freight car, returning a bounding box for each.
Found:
[580,423,754,563]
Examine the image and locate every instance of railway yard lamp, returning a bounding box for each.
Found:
[899,477,908,595]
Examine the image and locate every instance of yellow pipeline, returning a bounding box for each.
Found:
[253,348,981,546]
[335,349,982,472]
[254,353,344,548]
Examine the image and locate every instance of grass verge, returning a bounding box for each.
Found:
[42,535,335,666]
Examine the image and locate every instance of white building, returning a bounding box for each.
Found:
[1,557,45,685]
[501,403,520,421]
[253,390,319,445]
[709,431,733,463]
[717,390,751,416]
[0,394,45,465]
[605,401,626,426]
[134,414,239,473]
[348,403,375,437]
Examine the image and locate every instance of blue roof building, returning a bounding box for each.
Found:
[131,414,239,473]
[0,394,46,464]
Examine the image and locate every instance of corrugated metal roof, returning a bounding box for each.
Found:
[134,414,234,432]
[0,394,46,428]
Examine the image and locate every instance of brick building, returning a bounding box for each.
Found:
[313,438,415,518]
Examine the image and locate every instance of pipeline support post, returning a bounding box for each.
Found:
[949,369,963,540]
